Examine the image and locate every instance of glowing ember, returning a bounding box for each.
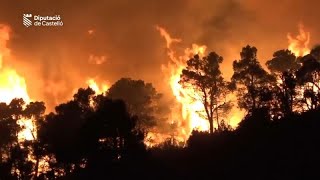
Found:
[287,24,311,57]
[0,24,34,140]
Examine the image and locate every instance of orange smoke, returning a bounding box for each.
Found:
[88,54,107,65]
[287,24,311,57]
[0,24,34,140]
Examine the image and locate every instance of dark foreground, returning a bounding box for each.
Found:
[65,109,320,180]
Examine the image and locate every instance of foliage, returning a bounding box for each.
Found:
[232,45,275,111]
[107,78,167,131]
[180,52,232,133]
[266,49,299,117]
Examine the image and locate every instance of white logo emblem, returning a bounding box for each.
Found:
[23,14,33,27]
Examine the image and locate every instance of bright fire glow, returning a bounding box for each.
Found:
[165,43,210,136]
[0,24,34,141]
[156,26,244,144]
[0,68,30,104]
[287,24,311,57]
[287,24,314,112]
[86,78,109,94]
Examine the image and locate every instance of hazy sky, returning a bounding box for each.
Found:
[0,0,319,110]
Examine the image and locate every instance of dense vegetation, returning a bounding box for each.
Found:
[0,46,319,179]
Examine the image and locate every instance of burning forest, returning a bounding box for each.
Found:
[0,0,320,179]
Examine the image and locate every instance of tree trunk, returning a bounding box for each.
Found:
[209,117,214,134]
[250,75,256,110]
[216,107,219,131]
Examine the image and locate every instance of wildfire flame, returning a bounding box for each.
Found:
[287,24,311,57]
[0,24,34,140]
[156,26,244,144]
[165,43,210,135]
[86,78,109,94]
[2,22,311,147]
[155,25,181,49]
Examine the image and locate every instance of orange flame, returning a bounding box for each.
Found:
[86,78,109,94]
[156,26,244,144]
[287,24,311,57]
[155,25,181,49]
[165,43,210,135]
[0,24,34,141]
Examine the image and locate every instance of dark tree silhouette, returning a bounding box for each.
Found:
[310,45,320,62]
[107,78,167,131]
[0,99,24,179]
[0,99,24,153]
[80,95,145,164]
[0,100,22,152]
[296,48,320,110]
[9,144,33,179]
[23,101,46,179]
[36,87,146,178]
[266,49,300,116]
[39,88,95,176]
[179,52,232,133]
[266,49,300,73]
[0,99,47,179]
[232,45,275,112]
